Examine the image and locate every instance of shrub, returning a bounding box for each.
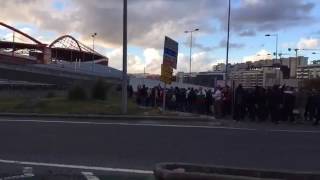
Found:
[68,85,87,101]
[92,79,109,100]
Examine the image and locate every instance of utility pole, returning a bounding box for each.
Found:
[122,0,128,114]
[225,0,231,87]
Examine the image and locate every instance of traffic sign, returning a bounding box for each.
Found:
[161,64,173,76]
[163,36,178,69]
[161,64,173,84]
[160,75,172,85]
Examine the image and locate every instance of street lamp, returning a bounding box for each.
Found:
[185,28,199,75]
[91,32,97,71]
[265,34,279,62]
[122,0,128,114]
[225,0,231,87]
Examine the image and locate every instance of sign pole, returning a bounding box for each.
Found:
[162,83,166,112]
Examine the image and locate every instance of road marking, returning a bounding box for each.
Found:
[82,172,100,180]
[0,119,319,133]
[0,167,34,180]
[0,119,256,131]
[0,159,153,175]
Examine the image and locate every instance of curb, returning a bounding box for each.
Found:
[154,163,320,180]
[0,113,216,122]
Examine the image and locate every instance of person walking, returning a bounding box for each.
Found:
[213,86,223,118]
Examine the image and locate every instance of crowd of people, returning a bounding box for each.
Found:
[133,84,320,125]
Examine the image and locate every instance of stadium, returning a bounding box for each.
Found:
[0,22,122,87]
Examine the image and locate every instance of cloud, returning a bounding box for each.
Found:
[107,47,145,73]
[297,38,320,49]
[0,0,222,49]
[0,0,316,49]
[144,48,162,74]
[0,0,317,73]
[238,30,256,37]
[219,39,245,49]
[177,51,218,73]
[229,0,315,32]
[107,47,217,74]
[183,38,216,52]
[243,49,272,62]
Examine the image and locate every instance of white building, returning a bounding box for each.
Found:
[297,64,320,79]
[212,63,226,72]
[230,66,282,88]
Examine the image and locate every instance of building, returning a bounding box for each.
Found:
[230,66,282,88]
[177,71,225,88]
[297,64,320,79]
[212,63,226,72]
[227,56,308,78]
[278,56,308,78]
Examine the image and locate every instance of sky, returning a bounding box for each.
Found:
[1,0,320,74]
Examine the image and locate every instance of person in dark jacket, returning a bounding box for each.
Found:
[269,85,282,124]
[282,87,296,122]
[233,84,245,121]
[256,87,267,121]
[205,89,213,115]
[305,89,317,122]
[314,92,320,126]
[247,88,257,121]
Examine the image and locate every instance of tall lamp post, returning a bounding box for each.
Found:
[225,0,231,87]
[91,32,97,71]
[184,28,199,76]
[122,0,128,114]
[265,34,278,63]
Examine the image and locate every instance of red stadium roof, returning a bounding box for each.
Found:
[0,22,108,64]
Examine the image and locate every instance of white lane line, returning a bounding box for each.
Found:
[0,119,256,131]
[0,119,319,133]
[82,172,100,180]
[0,159,153,175]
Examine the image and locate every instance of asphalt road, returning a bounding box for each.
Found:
[0,118,320,177]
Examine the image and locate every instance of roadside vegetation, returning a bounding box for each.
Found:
[0,80,143,115]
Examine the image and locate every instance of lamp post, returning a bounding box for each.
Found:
[184,28,199,76]
[122,0,128,114]
[91,32,97,71]
[265,34,278,63]
[225,0,231,87]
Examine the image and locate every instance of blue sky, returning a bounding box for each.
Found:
[1,0,320,74]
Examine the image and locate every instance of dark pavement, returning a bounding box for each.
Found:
[0,118,320,176]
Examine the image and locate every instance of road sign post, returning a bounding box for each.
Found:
[162,84,166,111]
[160,36,178,112]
